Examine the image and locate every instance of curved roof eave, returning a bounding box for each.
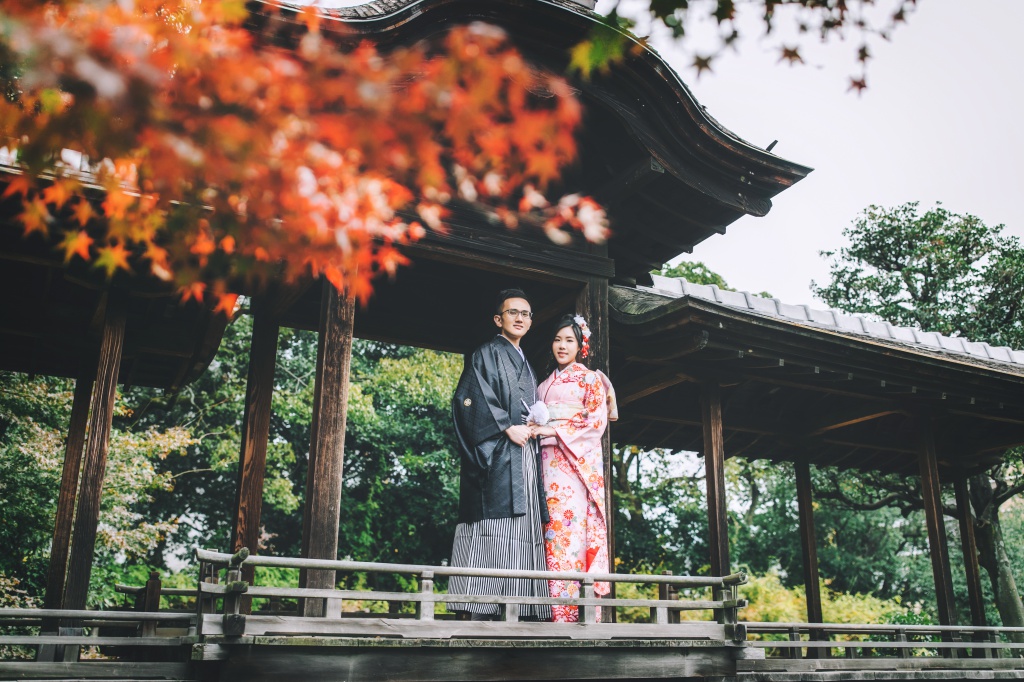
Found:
[611,276,1024,381]
[258,0,813,205]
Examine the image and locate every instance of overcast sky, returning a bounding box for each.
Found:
[595,0,1024,306]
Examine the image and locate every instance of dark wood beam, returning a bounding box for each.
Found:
[795,462,824,627]
[231,303,280,605]
[266,277,316,319]
[578,276,614,618]
[954,477,988,628]
[300,281,356,616]
[947,409,1024,426]
[42,367,93,612]
[917,416,958,627]
[617,370,696,406]
[701,383,730,577]
[593,157,664,207]
[62,293,127,611]
[629,412,918,455]
[805,410,901,437]
[532,289,581,330]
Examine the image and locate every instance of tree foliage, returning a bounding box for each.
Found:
[0,371,191,606]
[813,202,1024,632]
[0,1,606,310]
[813,202,1024,348]
[575,0,917,91]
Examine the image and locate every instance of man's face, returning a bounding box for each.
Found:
[494,297,532,342]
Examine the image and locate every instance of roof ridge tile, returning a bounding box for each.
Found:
[632,275,1024,368]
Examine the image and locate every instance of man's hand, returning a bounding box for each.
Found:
[505,425,532,446]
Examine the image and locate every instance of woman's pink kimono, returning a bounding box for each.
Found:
[537,362,617,622]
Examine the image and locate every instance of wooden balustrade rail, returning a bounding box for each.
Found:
[744,621,1024,662]
[193,547,749,641]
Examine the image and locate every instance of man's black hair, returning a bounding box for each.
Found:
[495,288,531,315]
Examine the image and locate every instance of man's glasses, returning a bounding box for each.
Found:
[501,309,534,319]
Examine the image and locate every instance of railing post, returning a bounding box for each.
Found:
[417,571,434,621]
[654,573,670,625]
[896,628,910,659]
[718,582,743,642]
[141,571,161,637]
[788,627,802,659]
[580,577,597,624]
[221,550,248,636]
[989,630,1003,658]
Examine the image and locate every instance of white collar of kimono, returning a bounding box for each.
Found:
[496,334,524,359]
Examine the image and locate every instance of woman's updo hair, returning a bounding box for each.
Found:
[549,313,585,368]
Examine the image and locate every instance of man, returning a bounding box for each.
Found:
[447,288,551,621]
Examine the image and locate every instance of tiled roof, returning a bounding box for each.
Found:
[643,274,1024,368]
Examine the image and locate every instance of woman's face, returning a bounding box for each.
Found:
[552,326,580,369]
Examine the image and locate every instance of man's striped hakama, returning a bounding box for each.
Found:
[447,439,551,619]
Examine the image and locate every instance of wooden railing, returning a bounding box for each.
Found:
[0,607,197,679]
[743,621,1024,670]
[194,548,749,641]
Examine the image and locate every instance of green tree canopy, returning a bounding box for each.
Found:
[813,201,1024,634]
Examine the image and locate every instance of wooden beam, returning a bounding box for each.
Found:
[578,276,613,618]
[618,370,696,406]
[266,277,316,319]
[916,416,958,627]
[947,408,1024,426]
[805,410,900,437]
[701,383,730,577]
[795,462,823,627]
[629,412,918,455]
[593,157,664,207]
[62,293,127,611]
[43,367,93,613]
[531,289,580,330]
[38,365,95,668]
[300,281,356,616]
[231,304,280,601]
[954,477,987,628]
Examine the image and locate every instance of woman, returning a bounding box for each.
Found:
[530,314,617,622]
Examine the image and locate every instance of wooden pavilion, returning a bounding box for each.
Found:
[3,0,1024,679]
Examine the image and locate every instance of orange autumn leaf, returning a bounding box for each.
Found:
[213,292,240,315]
[94,243,131,277]
[72,198,94,227]
[20,198,51,237]
[180,281,206,303]
[59,230,94,262]
[102,188,135,220]
[2,4,603,312]
[3,176,32,200]
[42,179,77,209]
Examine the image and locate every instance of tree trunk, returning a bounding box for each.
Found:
[969,473,1024,642]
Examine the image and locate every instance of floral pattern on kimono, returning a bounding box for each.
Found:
[537,362,616,623]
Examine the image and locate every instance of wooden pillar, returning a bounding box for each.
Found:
[795,461,824,626]
[954,477,987,627]
[701,383,730,577]
[299,281,355,616]
[43,368,94,611]
[230,303,280,593]
[576,277,612,566]
[578,277,613,619]
[916,415,957,626]
[62,294,127,611]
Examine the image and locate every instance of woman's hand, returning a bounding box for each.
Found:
[530,425,556,438]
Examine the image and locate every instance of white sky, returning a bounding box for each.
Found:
[594,0,1024,305]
